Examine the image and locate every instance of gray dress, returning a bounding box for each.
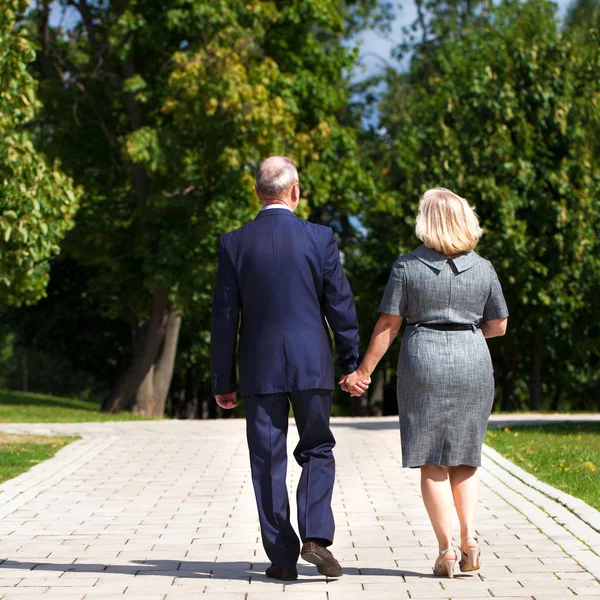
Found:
[379,245,509,468]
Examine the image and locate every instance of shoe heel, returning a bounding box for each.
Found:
[445,559,456,579]
[467,548,480,570]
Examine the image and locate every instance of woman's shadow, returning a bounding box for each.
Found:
[0,558,451,581]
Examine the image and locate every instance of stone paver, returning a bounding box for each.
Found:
[0,416,598,599]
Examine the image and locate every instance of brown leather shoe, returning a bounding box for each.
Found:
[265,564,298,581]
[301,540,343,577]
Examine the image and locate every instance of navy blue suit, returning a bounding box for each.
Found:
[211,207,360,567]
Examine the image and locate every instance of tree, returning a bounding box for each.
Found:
[566,0,600,29]
[365,0,600,410]
[0,0,79,307]
[28,0,382,415]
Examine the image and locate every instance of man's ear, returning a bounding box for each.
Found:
[292,183,300,203]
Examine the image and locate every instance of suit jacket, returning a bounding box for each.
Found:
[211,208,360,397]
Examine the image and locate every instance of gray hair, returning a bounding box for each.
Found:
[255,156,299,198]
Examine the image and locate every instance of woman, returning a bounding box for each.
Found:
[342,188,508,579]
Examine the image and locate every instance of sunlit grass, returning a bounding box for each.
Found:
[0,434,78,483]
[0,390,157,422]
[485,422,600,510]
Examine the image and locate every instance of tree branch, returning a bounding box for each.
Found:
[39,0,60,81]
[68,0,107,66]
[73,81,119,150]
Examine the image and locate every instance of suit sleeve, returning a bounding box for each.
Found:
[322,230,360,375]
[210,236,240,395]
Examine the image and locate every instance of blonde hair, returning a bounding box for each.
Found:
[415,188,483,255]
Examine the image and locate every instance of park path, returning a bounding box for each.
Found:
[0,416,598,600]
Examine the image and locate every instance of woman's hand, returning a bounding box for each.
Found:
[340,370,371,397]
[339,313,403,398]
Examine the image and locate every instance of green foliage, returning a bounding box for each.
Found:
[486,423,600,510]
[395,0,493,61]
[0,258,132,402]
[363,0,600,410]
[0,0,80,306]
[566,0,600,29]
[15,0,597,415]
[26,0,380,404]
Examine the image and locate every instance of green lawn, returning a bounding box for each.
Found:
[0,434,78,484]
[0,390,155,422]
[485,422,600,511]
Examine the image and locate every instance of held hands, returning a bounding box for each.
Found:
[215,392,238,409]
[339,371,371,397]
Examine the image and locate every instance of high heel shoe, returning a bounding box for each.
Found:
[459,536,481,572]
[432,547,458,578]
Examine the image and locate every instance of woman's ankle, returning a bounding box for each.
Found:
[461,534,478,548]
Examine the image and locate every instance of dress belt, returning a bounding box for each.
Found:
[415,322,480,331]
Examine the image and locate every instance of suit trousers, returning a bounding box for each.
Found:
[244,389,336,568]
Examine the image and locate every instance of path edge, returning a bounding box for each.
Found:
[482,443,600,534]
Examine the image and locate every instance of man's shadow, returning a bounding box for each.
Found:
[0,558,456,581]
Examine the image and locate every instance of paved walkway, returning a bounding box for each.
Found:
[0,416,599,600]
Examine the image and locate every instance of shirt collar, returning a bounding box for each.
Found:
[412,244,479,273]
[262,204,293,212]
[255,207,297,220]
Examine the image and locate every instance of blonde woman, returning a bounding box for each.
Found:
[342,188,508,578]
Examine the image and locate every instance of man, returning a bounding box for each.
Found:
[211,156,369,581]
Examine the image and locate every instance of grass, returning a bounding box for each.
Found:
[0,434,78,484]
[0,390,155,422]
[485,422,600,511]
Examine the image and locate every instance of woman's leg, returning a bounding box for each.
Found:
[420,466,453,552]
[448,465,479,545]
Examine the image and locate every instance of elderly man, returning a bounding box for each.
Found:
[211,156,367,580]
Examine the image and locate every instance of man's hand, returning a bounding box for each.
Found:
[339,371,371,397]
[215,392,238,409]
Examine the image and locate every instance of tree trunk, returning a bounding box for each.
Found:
[132,364,157,416]
[369,370,385,416]
[502,336,518,411]
[382,369,397,416]
[131,307,182,418]
[153,308,182,411]
[185,367,200,419]
[207,384,217,419]
[22,349,28,392]
[170,367,198,419]
[169,371,183,418]
[101,286,169,412]
[551,386,562,412]
[529,331,542,411]
[351,389,370,416]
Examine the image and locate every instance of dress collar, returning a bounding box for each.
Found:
[412,244,479,273]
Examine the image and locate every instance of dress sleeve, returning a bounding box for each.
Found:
[378,259,408,317]
[483,261,509,321]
